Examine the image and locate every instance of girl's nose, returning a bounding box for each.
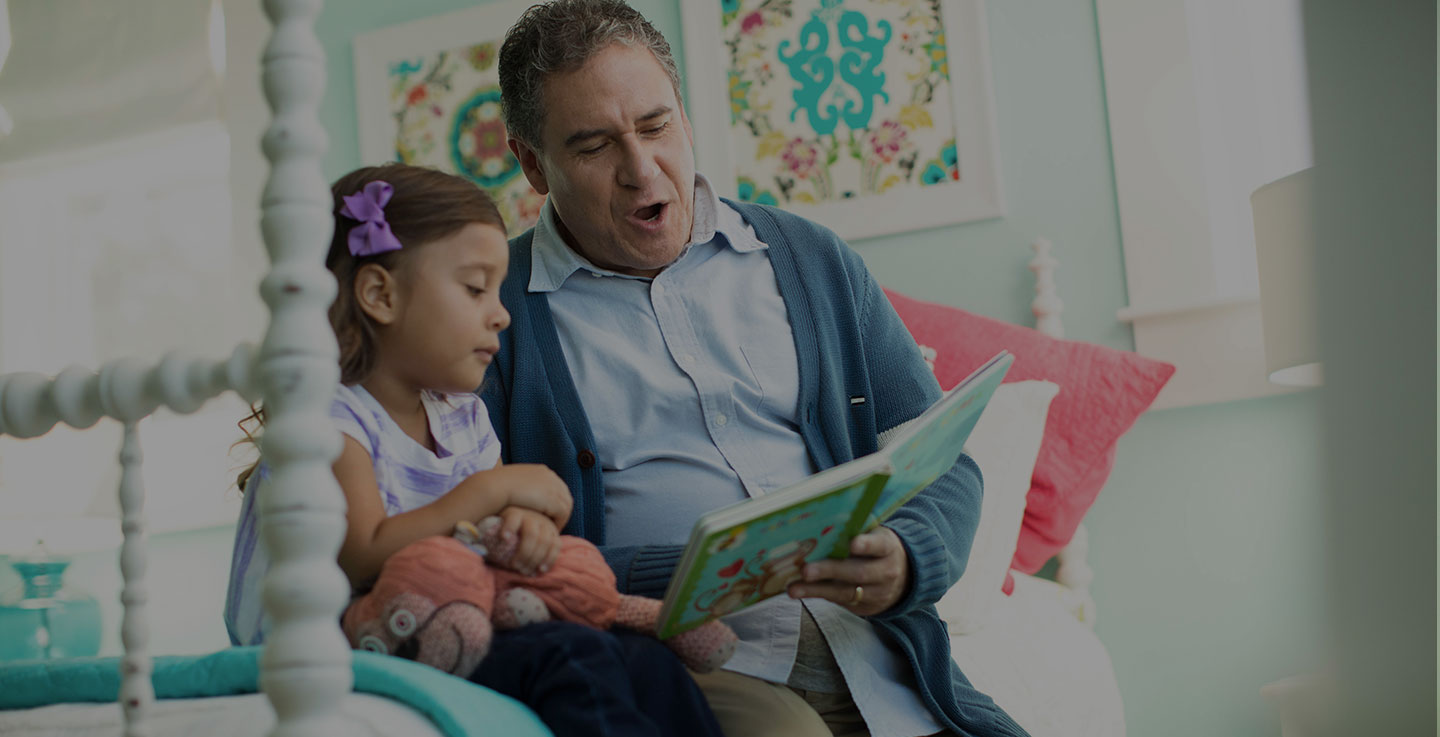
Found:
[491,304,511,331]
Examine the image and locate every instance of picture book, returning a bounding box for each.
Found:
[655,351,1014,638]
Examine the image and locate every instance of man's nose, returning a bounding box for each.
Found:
[616,138,660,188]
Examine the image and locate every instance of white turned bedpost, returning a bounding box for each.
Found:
[0,346,258,440]
[1028,238,1065,339]
[255,2,351,736]
[115,422,152,737]
[1028,238,1099,627]
[1055,523,1098,625]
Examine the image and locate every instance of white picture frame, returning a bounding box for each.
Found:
[353,1,544,236]
[681,0,1005,242]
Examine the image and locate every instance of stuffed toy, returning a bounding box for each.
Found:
[341,518,738,678]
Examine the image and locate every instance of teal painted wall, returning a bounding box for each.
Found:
[8,2,1323,735]
[308,3,1330,736]
[1095,392,1327,735]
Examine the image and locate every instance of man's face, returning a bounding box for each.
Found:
[510,43,696,278]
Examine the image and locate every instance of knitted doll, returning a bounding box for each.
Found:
[341,518,738,678]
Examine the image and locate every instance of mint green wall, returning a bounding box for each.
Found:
[306,2,1329,736]
[1095,392,1327,735]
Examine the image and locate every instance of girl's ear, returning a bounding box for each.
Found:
[354,263,400,324]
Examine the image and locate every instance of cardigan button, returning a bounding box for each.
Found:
[577,449,597,469]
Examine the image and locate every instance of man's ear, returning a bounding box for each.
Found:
[354,263,400,325]
[509,137,550,195]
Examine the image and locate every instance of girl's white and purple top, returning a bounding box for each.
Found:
[224,384,502,646]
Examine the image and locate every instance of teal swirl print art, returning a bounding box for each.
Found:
[722,0,963,207]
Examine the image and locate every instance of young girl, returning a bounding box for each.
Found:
[225,164,722,737]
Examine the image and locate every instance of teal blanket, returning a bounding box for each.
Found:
[0,647,551,737]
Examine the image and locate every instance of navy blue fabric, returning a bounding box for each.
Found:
[468,622,723,737]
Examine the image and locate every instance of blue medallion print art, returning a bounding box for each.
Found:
[777,0,892,137]
[450,87,523,189]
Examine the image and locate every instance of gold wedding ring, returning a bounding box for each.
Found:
[849,585,865,607]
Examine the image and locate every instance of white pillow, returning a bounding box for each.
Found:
[935,380,1059,635]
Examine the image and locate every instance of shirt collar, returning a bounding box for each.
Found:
[528,173,767,293]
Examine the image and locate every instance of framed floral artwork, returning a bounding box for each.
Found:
[353,2,543,236]
[681,0,1004,241]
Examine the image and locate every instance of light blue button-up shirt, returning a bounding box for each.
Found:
[528,175,944,737]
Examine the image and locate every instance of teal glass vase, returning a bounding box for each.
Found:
[0,557,102,661]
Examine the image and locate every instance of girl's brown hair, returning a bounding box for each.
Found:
[236,164,506,489]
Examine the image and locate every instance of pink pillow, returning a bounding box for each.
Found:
[883,288,1175,580]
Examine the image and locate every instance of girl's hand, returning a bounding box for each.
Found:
[470,464,573,528]
[493,506,562,576]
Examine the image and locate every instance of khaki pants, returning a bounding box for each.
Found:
[689,668,957,737]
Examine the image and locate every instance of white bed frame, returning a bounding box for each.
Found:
[1029,238,1099,627]
[0,4,1094,735]
[0,2,350,735]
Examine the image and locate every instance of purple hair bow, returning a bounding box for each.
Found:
[340,181,403,257]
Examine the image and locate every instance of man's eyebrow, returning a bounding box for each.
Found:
[636,106,672,125]
[562,106,673,148]
[563,127,608,149]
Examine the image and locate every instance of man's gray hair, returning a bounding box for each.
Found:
[499,0,681,149]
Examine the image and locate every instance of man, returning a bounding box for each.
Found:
[486,2,1028,735]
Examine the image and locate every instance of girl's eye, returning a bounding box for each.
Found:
[466,285,485,297]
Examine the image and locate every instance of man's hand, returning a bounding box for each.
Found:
[786,525,910,617]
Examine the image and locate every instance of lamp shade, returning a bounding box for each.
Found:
[1253,167,1323,386]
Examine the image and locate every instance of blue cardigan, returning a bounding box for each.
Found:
[482,200,1028,737]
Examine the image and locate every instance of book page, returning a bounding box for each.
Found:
[870,352,1012,522]
[658,351,1011,636]
[656,473,886,638]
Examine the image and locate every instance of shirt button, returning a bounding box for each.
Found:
[577,449,597,469]
[715,413,728,427]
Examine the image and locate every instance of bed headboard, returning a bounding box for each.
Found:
[1027,237,1098,626]
[0,2,354,735]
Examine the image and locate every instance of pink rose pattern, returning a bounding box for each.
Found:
[865,120,908,164]
[781,138,822,180]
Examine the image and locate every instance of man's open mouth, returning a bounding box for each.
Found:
[633,202,665,222]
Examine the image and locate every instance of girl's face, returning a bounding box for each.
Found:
[385,222,511,393]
